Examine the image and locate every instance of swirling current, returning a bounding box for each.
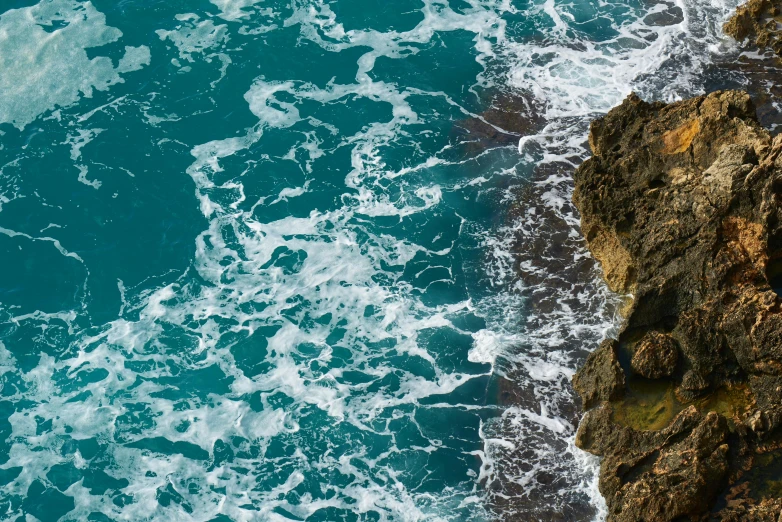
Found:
[0,0,759,520]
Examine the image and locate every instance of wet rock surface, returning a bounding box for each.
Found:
[572,90,782,521]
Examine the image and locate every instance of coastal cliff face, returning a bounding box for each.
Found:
[572,91,782,521]
[724,0,782,55]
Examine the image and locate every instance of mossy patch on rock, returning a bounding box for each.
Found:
[612,379,755,432]
[611,379,678,431]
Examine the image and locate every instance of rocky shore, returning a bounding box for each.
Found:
[571,12,782,519]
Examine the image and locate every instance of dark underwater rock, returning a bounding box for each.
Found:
[572,90,782,521]
[451,91,545,154]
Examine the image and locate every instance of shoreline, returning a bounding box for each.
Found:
[570,6,782,519]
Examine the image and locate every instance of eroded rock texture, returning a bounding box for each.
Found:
[724,0,782,56]
[572,90,782,521]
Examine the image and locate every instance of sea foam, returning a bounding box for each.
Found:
[0,0,750,521]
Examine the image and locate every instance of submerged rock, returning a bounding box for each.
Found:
[451,91,545,154]
[571,90,782,521]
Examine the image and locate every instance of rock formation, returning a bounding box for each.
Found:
[572,90,782,521]
[724,0,782,56]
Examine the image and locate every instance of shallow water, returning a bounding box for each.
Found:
[611,378,755,432]
[0,0,753,520]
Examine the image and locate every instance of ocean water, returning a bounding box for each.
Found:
[0,0,747,520]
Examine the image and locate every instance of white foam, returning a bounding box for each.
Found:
[469,329,514,366]
[504,0,742,119]
[209,0,268,21]
[0,0,750,520]
[0,0,149,129]
[156,13,231,85]
[157,15,229,61]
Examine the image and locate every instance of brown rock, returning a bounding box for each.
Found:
[572,339,625,409]
[631,331,679,379]
[571,90,782,521]
[577,405,730,522]
[724,0,782,56]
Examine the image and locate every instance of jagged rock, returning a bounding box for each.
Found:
[572,90,782,521]
[724,0,782,56]
[719,499,782,522]
[631,331,679,379]
[572,339,625,409]
[677,369,711,401]
[577,405,730,522]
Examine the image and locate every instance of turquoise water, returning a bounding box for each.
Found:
[0,0,742,520]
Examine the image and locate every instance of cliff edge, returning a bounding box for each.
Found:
[572,90,782,521]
